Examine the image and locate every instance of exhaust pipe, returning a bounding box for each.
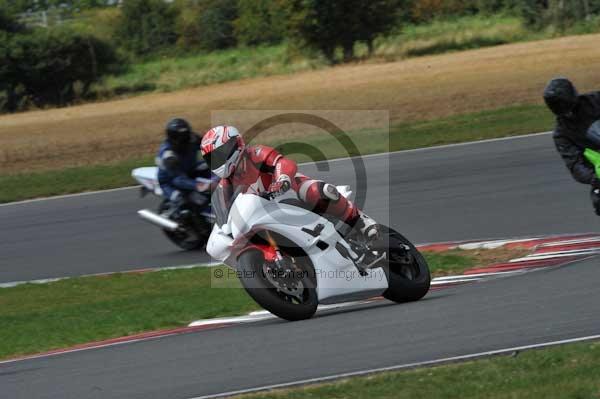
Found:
[137,209,180,232]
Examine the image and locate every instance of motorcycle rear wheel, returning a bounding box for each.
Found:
[158,200,208,251]
[237,249,318,321]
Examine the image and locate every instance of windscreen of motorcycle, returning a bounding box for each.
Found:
[211,185,246,227]
[212,185,229,228]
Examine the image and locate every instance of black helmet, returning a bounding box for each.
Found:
[543,78,579,116]
[166,118,193,152]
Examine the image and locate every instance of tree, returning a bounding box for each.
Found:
[286,0,401,63]
[175,0,238,51]
[1,0,116,12]
[16,28,121,107]
[0,4,26,33]
[358,1,403,55]
[516,0,600,29]
[1,26,121,112]
[115,0,177,55]
[410,0,477,22]
[234,0,287,46]
[195,0,237,50]
[0,7,27,111]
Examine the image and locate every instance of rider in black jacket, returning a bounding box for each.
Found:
[544,77,600,215]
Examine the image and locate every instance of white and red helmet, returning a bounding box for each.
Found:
[201,125,245,178]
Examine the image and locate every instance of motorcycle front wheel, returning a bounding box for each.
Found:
[381,226,431,303]
[237,248,318,321]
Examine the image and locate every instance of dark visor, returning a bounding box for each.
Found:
[203,139,238,170]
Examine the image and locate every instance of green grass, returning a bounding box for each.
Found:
[0,251,481,359]
[375,14,530,59]
[0,104,553,203]
[99,15,524,97]
[272,104,552,163]
[422,250,476,276]
[245,341,600,399]
[0,266,258,359]
[94,44,325,97]
[90,14,600,99]
[0,157,153,203]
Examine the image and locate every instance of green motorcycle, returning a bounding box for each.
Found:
[584,148,600,176]
[584,148,600,215]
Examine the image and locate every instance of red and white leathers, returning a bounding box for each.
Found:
[201,125,377,237]
[219,144,361,226]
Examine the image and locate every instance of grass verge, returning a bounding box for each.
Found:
[242,340,600,399]
[91,14,599,99]
[95,44,324,97]
[0,157,152,203]
[0,104,552,203]
[95,15,528,97]
[0,248,522,359]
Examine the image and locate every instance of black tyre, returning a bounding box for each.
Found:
[237,249,318,321]
[158,200,208,251]
[381,226,431,303]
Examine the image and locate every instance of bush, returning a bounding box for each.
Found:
[66,7,122,43]
[115,0,177,56]
[0,6,26,33]
[234,0,287,46]
[0,27,122,112]
[197,0,237,50]
[411,0,478,22]
[515,0,600,30]
[5,1,116,13]
[0,8,26,111]
[176,0,237,51]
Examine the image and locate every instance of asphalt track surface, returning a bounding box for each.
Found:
[2,257,600,399]
[0,132,596,283]
[2,133,600,398]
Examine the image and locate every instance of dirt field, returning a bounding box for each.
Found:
[2,34,600,173]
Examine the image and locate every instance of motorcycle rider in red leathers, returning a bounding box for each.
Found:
[200,126,379,244]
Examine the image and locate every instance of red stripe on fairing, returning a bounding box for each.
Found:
[3,323,231,364]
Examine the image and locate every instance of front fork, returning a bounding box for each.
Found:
[255,231,304,297]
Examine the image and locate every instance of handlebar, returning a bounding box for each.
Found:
[259,191,276,201]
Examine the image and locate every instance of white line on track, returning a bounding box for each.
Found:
[188,333,600,399]
[0,262,220,288]
[0,185,139,208]
[322,130,551,165]
[0,329,200,366]
[0,131,551,208]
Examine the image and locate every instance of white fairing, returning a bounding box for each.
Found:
[206,189,388,303]
[132,167,163,196]
[207,224,234,263]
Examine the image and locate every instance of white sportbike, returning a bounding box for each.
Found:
[207,185,431,321]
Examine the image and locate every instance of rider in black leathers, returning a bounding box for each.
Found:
[544,77,600,215]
